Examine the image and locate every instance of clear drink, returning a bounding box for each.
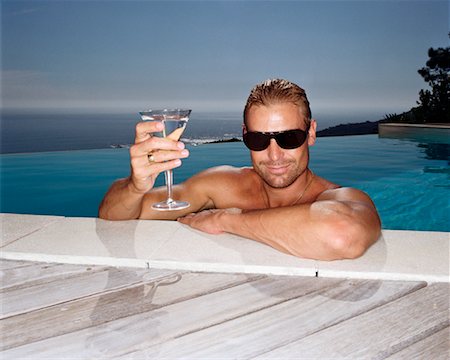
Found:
[162,119,188,141]
[140,113,188,140]
[139,109,192,211]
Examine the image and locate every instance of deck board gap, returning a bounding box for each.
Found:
[248,281,429,359]
[173,278,349,340]
[1,271,185,320]
[377,322,450,359]
[1,264,112,292]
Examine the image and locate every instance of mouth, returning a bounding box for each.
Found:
[264,163,291,175]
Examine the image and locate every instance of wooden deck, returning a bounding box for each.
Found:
[1,259,448,359]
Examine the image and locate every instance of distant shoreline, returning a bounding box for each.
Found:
[199,120,381,144]
[112,122,381,148]
[316,120,379,137]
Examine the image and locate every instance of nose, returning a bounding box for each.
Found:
[267,138,283,161]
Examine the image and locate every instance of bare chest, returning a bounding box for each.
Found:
[208,173,267,210]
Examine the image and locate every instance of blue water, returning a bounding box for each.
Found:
[0,112,244,154]
[0,111,343,154]
[1,135,448,232]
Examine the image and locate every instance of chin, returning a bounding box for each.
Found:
[263,175,297,189]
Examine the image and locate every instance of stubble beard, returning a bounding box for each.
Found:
[254,160,303,189]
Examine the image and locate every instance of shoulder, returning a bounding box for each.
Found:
[317,186,376,208]
[181,165,258,209]
[181,165,258,196]
[186,165,255,185]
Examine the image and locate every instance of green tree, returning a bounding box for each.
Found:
[417,40,450,123]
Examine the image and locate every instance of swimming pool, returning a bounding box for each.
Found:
[1,135,448,232]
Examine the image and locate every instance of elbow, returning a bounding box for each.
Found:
[328,233,367,260]
[98,201,112,220]
[325,219,379,260]
[98,207,112,220]
[98,208,109,220]
[98,209,131,221]
[97,205,124,221]
[98,204,107,219]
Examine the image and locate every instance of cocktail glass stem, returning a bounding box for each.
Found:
[165,169,174,203]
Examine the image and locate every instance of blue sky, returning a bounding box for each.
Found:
[1,0,448,123]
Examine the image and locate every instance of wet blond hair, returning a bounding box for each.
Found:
[243,79,312,127]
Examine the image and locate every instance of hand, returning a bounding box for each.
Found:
[128,121,189,194]
[177,208,242,234]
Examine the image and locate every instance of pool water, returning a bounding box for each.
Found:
[1,135,448,232]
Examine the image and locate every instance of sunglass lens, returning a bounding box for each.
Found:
[276,130,307,149]
[243,132,270,151]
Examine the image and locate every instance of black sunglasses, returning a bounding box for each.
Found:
[243,127,310,151]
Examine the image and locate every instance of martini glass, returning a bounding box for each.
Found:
[139,109,191,211]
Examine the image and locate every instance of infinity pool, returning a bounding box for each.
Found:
[1,135,448,231]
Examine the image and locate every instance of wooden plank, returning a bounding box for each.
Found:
[118,279,426,359]
[0,275,338,357]
[385,327,449,360]
[254,283,449,359]
[1,266,176,318]
[0,271,263,351]
[1,261,109,290]
[2,277,424,359]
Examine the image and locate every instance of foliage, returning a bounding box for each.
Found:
[417,40,450,123]
[383,113,405,123]
[383,108,423,124]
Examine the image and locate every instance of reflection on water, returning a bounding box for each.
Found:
[378,124,450,145]
[378,124,449,161]
[423,165,450,175]
[418,143,450,161]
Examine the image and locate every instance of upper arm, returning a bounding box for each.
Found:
[138,166,236,220]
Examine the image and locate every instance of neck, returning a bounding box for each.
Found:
[262,169,313,208]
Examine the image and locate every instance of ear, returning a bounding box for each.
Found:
[307,119,317,146]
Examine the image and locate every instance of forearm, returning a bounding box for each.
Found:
[218,202,377,260]
[218,206,327,259]
[98,177,145,220]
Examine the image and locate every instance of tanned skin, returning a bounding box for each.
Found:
[99,102,381,260]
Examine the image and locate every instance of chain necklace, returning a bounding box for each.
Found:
[262,169,315,208]
[290,170,314,206]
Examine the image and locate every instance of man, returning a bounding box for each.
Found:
[99,79,381,260]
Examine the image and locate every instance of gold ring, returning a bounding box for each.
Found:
[148,154,155,163]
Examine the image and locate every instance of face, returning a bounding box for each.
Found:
[246,102,316,189]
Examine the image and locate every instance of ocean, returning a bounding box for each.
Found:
[0,111,351,154]
[1,112,242,154]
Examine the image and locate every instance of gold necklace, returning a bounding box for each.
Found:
[290,170,315,206]
[262,170,315,208]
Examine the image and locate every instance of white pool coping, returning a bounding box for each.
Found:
[379,123,450,129]
[1,213,449,282]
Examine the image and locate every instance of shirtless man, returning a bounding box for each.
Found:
[99,79,381,260]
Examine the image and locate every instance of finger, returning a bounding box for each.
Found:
[179,212,196,220]
[135,121,164,143]
[151,158,182,172]
[149,149,189,163]
[177,216,191,224]
[132,159,183,181]
[130,137,185,158]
